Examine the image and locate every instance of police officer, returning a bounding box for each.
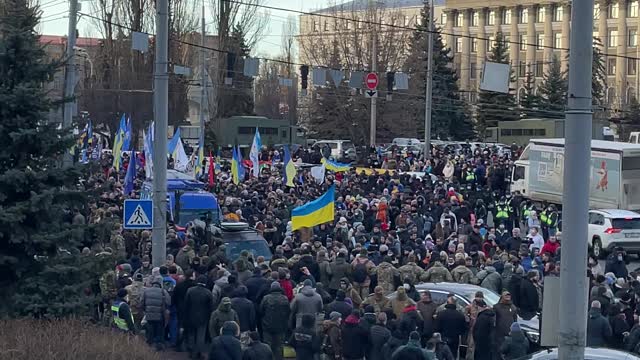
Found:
[541,204,559,239]
[112,288,136,333]
[495,197,509,228]
[520,200,533,230]
[464,164,476,185]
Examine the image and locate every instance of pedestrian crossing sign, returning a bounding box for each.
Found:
[123,199,153,229]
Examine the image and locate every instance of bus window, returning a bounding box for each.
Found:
[513,165,525,181]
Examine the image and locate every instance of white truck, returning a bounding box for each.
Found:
[510,138,640,210]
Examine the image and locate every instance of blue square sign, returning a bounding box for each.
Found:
[123,199,154,229]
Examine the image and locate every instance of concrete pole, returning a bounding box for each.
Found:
[152,0,169,268]
[558,0,593,359]
[63,0,78,167]
[369,14,377,147]
[199,3,206,175]
[424,0,434,159]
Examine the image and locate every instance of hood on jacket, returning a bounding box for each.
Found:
[396,286,408,301]
[218,298,232,312]
[344,314,360,325]
[589,307,602,319]
[378,261,394,269]
[301,286,316,297]
[485,266,496,274]
[215,276,229,287]
[232,285,248,298]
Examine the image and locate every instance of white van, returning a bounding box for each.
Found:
[312,140,356,162]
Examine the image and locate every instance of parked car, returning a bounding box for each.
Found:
[588,209,640,258]
[519,347,640,359]
[219,222,272,262]
[312,140,356,162]
[387,282,540,348]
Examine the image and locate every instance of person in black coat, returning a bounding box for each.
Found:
[507,268,524,309]
[210,321,242,360]
[383,321,407,360]
[244,268,271,303]
[435,298,467,356]
[289,314,321,360]
[369,312,391,360]
[472,302,496,360]
[231,285,257,333]
[341,310,370,360]
[291,248,320,283]
[242,331,273,360]
[605,248,629,280]
[184,275,214,358]
[325,290,353,320]
[174,270,196,350]
[518,272,539,319]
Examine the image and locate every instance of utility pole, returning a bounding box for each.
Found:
[199,3,206,172]
[423,0,434,159]
[558,1,593,359]
[63,0,79,167]
[152,0,169,268]
[369,12,377,147]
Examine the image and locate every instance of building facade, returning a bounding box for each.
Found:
[446,0,640,109]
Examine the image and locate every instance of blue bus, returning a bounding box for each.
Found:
[141,170,220,227]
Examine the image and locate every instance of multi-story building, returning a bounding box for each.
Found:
[446,0,640,109]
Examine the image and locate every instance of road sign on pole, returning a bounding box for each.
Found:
[123,199,154,229]
[366,72,379,90]
[365,90,378,98]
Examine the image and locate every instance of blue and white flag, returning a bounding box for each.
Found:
[250,127,262,177]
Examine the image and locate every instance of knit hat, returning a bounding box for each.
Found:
[510,322,521,332]
[303,279,313,287]
[330,311,341,321]
[271,281,282,291]
[134,273,144,281]
[117,288,128,299]
[221,297,232,305]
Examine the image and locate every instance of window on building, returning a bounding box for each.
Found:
[504,9,512,24]
[472,38,478,52]
[520,34,527,50]
[608,58,617,75]
[323,20,329,31]
[630,59,638,75]
[314,20,320,32]
[594,3,600,19]
[630,29,638,46]
[554,32,562,48]
[537,33,545,49]
[456,12,464,27]
[609,29,619,47]
[537,7,545,23]
[441,12,447,26]
[345,20,351,30]
[472,11,479,26]
[471,63,477,79]
[519,61,527,77]
[488,35,496,49]
[536,61,544,77]
[554,5,564,21]
[631,1,639,17]
[488,10,495,25]
[520,8,529,23]
[610,2,619,18]
[456,37,463,52]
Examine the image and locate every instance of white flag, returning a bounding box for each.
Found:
[173,138,189,172]
[310,164,325,184]
[250,128,262,177]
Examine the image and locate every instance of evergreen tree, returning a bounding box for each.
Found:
[592,37,607,105]
[519,71,541,117]
[476,32,518,133]
[219,24,255,117]
[403,2,474,140]
[0,0,104,316]
[538,54,567,118]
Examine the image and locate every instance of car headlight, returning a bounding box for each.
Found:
[525,330,540,344]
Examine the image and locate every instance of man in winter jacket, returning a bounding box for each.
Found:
[321,312,343,359]
[391,331,434,360]
[339,277,363,308]
[423,261,453,283]
[362,286,392,313]
[477,266,502,294]
[291,247,320,283]
[500,323,530,360]
[451,259,474,284]
[417,291,438,342]
[184,275,214,358]
[325,290,353,320]
[351,250,375,299]
[605,247,629,279]
[391,286,417,319]
[244,268,271,304]
[231,285,257,336]
[210,297,240,339]
[376,260,400,294]
[289,314,321,360]
[328,251,351,295]
[435,296,467,355]
[493,291,518,353]
[209,321,242,360]
[472,301,496,360]
[587,301,612,347]
[341,310,370,360]
[369,312,391,360]
[260,282,290,360]
[242,331,273,360]
[290,279,323,329]
[398,254,426,284]
[519,271,540,318]
[141,275,171,349]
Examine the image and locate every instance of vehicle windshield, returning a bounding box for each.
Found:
[178,209,219,226]
[464,289,501,306]
[225,240,272,261]
[612,218,640,230]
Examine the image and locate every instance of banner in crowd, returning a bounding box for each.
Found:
[291,185,335,231]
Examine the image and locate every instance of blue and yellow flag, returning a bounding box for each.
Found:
[321,157,351,172]
[283,145,296,187]
[112,114,127,170]
[194,144,204,178]
[291,185,335,231]
[236,146,245,181]
[231,146,240,185]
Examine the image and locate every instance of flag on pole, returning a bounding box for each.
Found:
[231,146,239,185]
[250,127,262,177]
[194,144,204,178]
[283,145,296,187]
[236,146,245,181]
[208,150,215,187]
[310,164,326,184]
[122,116,132,151]
[168,128,181,155]
[173,136,189,172]
[123,151,137,196]
[143,122,154,178]
[112,114,127,171]
[291,185,335,231]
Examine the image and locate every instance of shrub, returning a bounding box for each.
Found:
[0,318,163,360]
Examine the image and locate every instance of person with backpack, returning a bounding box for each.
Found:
[351,250,375,299]
[289,314,321,360]
[321,312,343,360]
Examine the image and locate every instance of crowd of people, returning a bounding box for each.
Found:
[87,142,640,360]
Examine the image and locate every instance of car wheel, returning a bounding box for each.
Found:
[592,237,604,259]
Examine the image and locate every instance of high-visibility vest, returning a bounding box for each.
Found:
[540,211,548,224]
[496,204,509,219]
[547,212,558,227]
[111,301,133,331]
[465,171,475,182]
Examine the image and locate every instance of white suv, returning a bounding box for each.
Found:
[588,209,640,259]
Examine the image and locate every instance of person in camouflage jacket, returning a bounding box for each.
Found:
[423,261,453,283]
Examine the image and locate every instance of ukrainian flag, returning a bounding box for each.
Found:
[291,185,335,231]
[112,114,127,170]
[231,146,240,185]
[321,157,351,173]
[283,145,296,187]
[194,144,204,177]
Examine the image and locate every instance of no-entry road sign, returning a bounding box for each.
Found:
[366,72,379,90]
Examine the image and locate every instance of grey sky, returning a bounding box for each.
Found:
[39,0,328,56]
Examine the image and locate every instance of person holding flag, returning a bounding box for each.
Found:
[283,145,296,187]
[123,151,136,197]
[250,127,262,177]
[231,146,240,185]
[112,114,127,171]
